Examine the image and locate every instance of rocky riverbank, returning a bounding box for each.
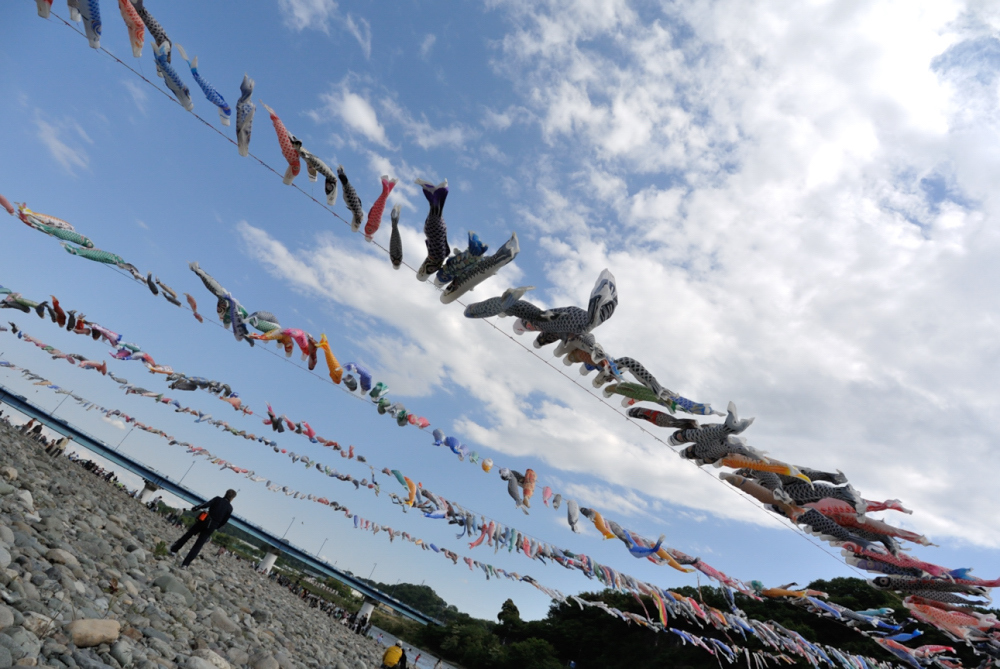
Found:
[0,421,386,669]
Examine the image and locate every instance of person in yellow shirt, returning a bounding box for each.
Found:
[381,643,403,668]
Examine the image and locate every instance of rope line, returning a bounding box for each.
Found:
[44,11,870,579]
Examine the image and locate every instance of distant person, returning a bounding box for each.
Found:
[20,419,35,434]
[169,489,236,567]
[30,423,43,440]
[47,436,69,457]
[434,660,443,669]
[376,633,384,646]
[381,642,403,668]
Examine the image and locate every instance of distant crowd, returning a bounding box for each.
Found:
[0,412,72,456]
[268,571,374,634]
[0,410,131,486]
[68,452,122,484]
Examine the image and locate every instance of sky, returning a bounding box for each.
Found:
[1,0,1000,623]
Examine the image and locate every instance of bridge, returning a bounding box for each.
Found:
[0,384,443,626]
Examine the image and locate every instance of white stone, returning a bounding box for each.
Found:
[66,619,121,648]
[186,658,216,669]
[21,612,54,637]
[193,649,231,669]
[15,490,32,510]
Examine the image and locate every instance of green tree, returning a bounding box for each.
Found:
[384,577,990,669]
[498,598,521,626]
[439,622,503,668]
[499,638,562,669]
[364,580,462,621]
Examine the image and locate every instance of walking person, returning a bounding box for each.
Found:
[170,489,236,567]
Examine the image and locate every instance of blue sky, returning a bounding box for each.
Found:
[2,0,1000,623]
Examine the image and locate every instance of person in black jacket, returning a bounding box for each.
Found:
[170,489,236,567]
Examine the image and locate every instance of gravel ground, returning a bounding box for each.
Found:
[0,421,386,669]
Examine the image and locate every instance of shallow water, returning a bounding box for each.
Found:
[367,626,459,669]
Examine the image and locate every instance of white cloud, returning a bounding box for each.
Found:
[477,0,1000,550]
[346,14,372,58]
[553,481,658,520]
[480,142,509,164]
[276,0,373,58]
[361,151,433,214]
[244,1,1000,559]
[311,77,475,153]
[420,34,437,59]
[35,113,92,174]
[381,99,475,150]
[312,83,474,152]
[315,83,390,147]
[481,105,532,131]
[101,416,127,430]
[277,0,338,33]
[236,222,797,532]
[122,80,147,114]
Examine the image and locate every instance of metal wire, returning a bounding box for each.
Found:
[45,11,870,579]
